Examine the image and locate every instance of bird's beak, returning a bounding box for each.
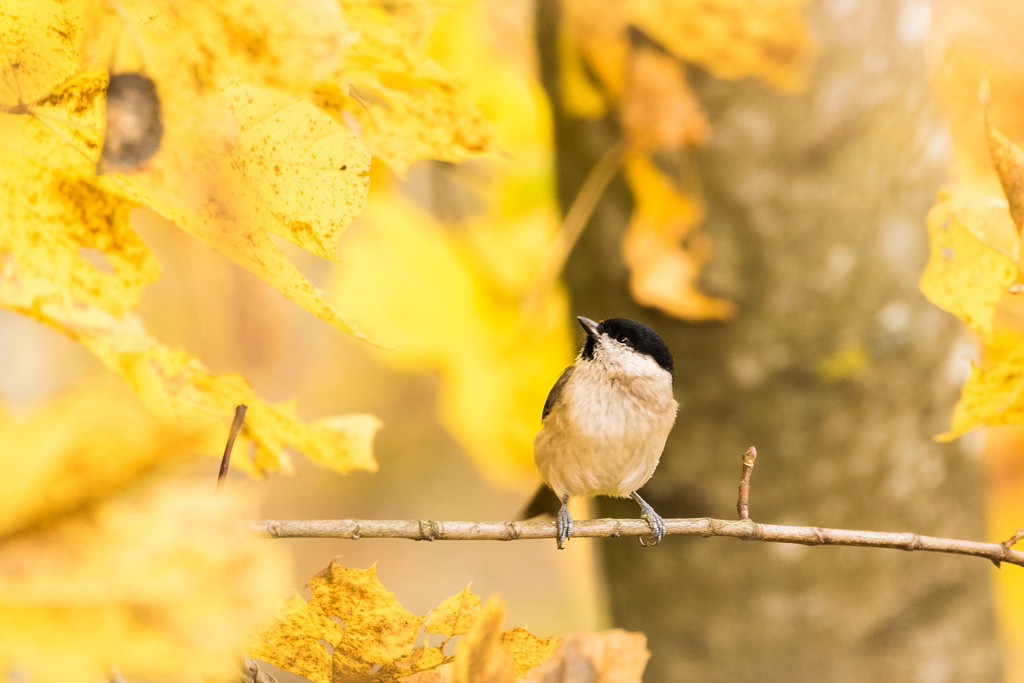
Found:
[577,316,600,339]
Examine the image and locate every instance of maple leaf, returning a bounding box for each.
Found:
[82,0,350,96]
[4,0,497,345]
[0,70,159,316]
[1,0,501,473]
[83,1,375,340]
[99,78,374,339]
[424,586,482,641]
[249,561,564,683]
[315,1,496,176]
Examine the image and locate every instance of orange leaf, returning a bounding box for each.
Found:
[621,43,709,151]
[986,105,1024,235]
[622,155,735,320]
[524,629,650,683]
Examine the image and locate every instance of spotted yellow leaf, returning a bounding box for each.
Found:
[920,193,1018,341]
[501,628,563,679]
[82,0,350,95]
[100,79,373,339]
[0,0,86,107]
[424,586,482,640]
[0,71,159,316]
[317,1,496,176]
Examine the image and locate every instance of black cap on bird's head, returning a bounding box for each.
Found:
[578,316,674,376]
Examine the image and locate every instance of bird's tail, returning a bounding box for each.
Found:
[519,484,561,519]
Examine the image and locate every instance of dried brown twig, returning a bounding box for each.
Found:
[216,404,247,493]
[737,446,757,520]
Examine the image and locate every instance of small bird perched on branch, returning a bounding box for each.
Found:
[521,316,678,548]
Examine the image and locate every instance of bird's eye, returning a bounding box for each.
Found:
[615,334,629,344]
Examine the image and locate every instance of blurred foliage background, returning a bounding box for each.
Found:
[3,0,1024,681]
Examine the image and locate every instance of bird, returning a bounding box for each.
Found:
[521,315,678,549]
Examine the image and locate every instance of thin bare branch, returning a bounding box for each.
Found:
[216,404,247,493]
[737,446,757,520]
[1001,527,1024,551]
[248,517,1024,568]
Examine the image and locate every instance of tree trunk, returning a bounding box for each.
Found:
[537,1,1002,681]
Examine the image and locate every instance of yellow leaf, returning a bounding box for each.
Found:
[247,594,341,683]
[82,0,350,95]
[942,332,1024,440]
[251,561,430,680]
[0,72,160,316]
[524,629,650,683]
[815,344,870,383]
[251,562,561,682]
[424,586,483,640]
[330,195,572,484]
[560,0,629,110]
[226,81,371,260]
[628,0,811,92]
[0,382,209,537]
[557,19,612,119]
[920,193,1018,341]
[0,483,290,683]
[0,272,380,476]
[986,105,1024,235]
[320,2,496,176]
[0,0,85,107]
[559,0,810,124]
[101,80,373,339]
[453,597,515,683]
[311,562,424,668]
[500,628,563,679]
[622,155,735,320]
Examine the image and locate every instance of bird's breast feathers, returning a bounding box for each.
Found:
[534,358,677,498]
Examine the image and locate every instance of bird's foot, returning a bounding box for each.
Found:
[556,495,573,549]
[631,491,665,547]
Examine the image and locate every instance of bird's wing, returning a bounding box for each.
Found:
[542,365,574,420]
